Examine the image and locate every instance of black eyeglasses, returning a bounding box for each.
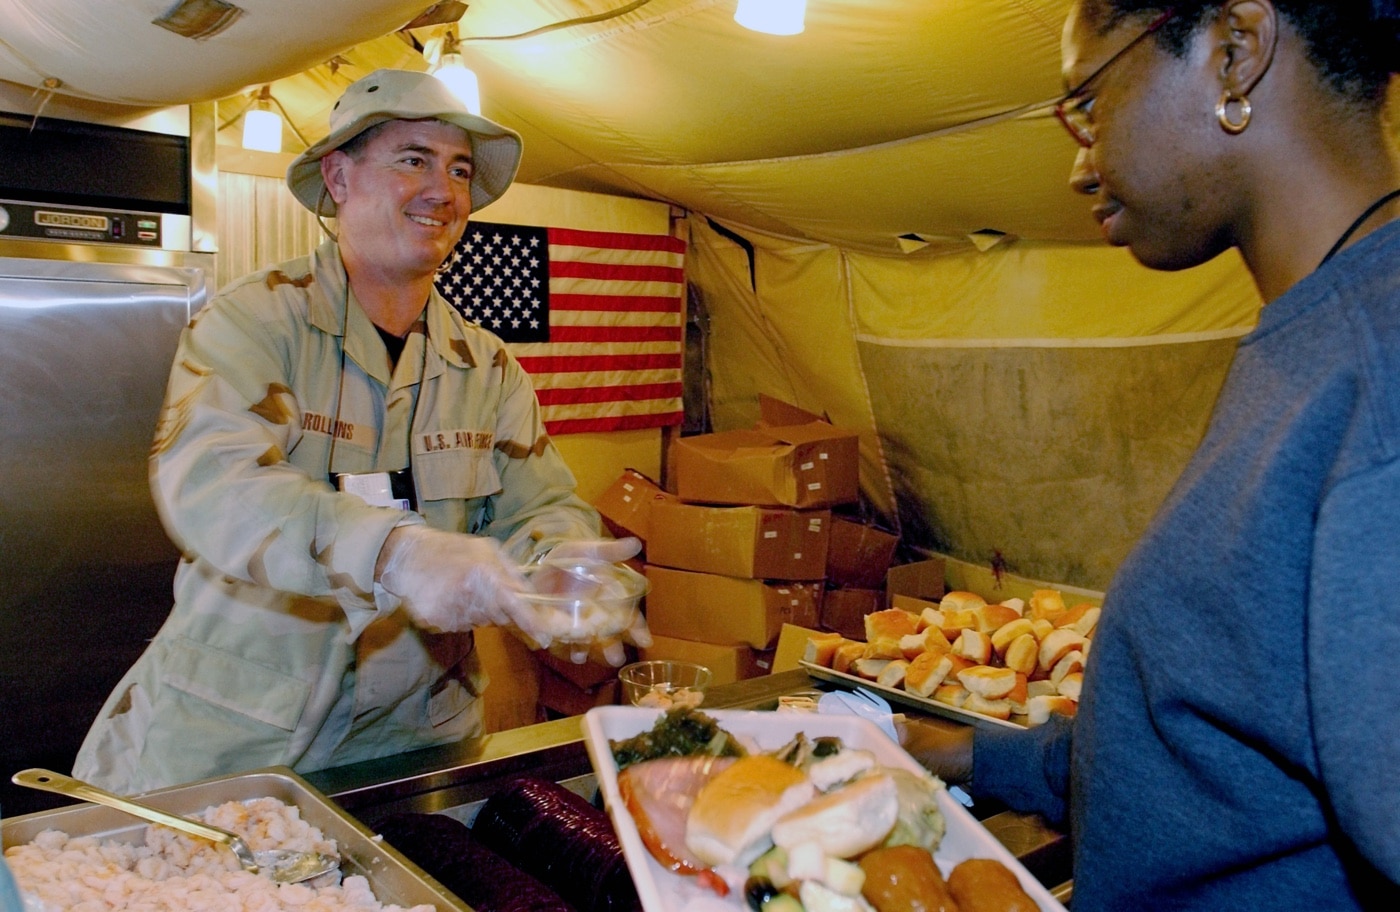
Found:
[1054,8,1176,148]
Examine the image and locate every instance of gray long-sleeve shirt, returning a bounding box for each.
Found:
[975,222,1400,909]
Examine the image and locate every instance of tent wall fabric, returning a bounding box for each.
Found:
[686,218,1262,591]
[0,0,1288,592]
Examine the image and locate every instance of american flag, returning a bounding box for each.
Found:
[436,221,687,435]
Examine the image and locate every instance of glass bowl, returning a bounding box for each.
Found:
[619,660,712,709]
[518,558,648,645]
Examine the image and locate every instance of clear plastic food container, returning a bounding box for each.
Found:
[518,558,648,645]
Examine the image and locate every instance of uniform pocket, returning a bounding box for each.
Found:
[164,636,311,731]
[414,444,502,503]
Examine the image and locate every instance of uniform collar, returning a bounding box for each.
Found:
[307,241,479,380]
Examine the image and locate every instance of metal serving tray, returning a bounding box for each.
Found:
[2,766,468,911]
[801,661,1027,730]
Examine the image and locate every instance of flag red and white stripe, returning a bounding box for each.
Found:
[438,223,687,435]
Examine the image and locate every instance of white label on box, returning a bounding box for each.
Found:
[622,494,634,503]
[793,552,803,560]
[820,452,829,459]
[623,482,636,491]
[807,482,822,491]
[808,519,824,531]
[764,531,778,539]
[800,461,815,471]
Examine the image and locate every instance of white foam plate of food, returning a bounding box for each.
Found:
[582,706,1066,912]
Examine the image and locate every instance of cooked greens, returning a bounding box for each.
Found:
[610,706,748,770]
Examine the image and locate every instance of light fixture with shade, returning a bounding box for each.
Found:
[241,85,282,153]
[430,26,482,115]
[734,0,807,35]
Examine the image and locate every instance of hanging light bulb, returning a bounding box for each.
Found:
[430,26,481,115]
[734,0,807,35]
[242,85,282,153]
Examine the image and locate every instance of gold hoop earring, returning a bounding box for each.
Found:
[1216,90,1251,134]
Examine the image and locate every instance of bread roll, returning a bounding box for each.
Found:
[771,773,898,859]
[962,693,1012,721]
[898,630,932,660]
[940,590,987,612]
[1006,673,1028,710]
[916,606,946,633]
[685,756,814,867]
[990,618,1035,656]
[1056,671,1083,700]
[833,641,866,674]
[1026,679,1057,699]
[876,658,910,689]
[1050,649,1084,688]
[1002,633,1038,676]
[1030,618,1055,641]
[939,608,980,642]
[932,683,968,708]
[1038,628,1086,673]
[951,628,991,665]
[865,608,920,642]
[865,635,906,661]
[904,651,953,698]
[974,603,1021,635]
[999,597,1026,615]
[947,858,1039,912]
[945,653,976,679]
[1027,589,1066,623]
[1055,603,1101,637]
[852,657,892,680]
[803,632,847,667]
[957,665,1016,699]
[1027,694,1078,725]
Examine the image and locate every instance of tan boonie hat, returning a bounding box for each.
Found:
[286,68,522,217]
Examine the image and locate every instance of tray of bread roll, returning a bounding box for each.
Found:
[800,589,1099,731]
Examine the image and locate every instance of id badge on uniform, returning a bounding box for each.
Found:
[334,468,418,512]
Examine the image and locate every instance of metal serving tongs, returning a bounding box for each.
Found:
[12,769,340,884]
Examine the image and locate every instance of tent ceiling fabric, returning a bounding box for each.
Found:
[0,0,1090,254]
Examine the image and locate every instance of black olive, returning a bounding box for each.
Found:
[812,736,844,757]
[744,876,779,911]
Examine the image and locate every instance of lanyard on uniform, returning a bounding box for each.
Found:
[326,279,427,512]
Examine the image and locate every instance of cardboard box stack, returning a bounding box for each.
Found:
[642,398,864,685]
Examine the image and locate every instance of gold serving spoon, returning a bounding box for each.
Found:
[12,769,340,884]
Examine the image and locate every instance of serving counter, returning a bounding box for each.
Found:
[303,668,1073,903]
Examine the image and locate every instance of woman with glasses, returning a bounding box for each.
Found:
[908,1,1400,907]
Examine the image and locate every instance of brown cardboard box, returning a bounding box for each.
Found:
[772,622,828,674]
[826,518,899,589]
[592,468,676,545]
[644,565,822,649]
[669,400,859,509]
[641,634,771,686]
[536,664,620,718]
[885,556,946,607]
[535,644,621,690]
[646,501,830,580]
[820,587,883,639]
[890,593,942,615]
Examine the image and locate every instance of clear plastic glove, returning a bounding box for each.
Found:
[596,608,653,666]
[377,525,557,644]
[541,536,642,564]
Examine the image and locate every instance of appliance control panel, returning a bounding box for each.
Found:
[0,200,162,247]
